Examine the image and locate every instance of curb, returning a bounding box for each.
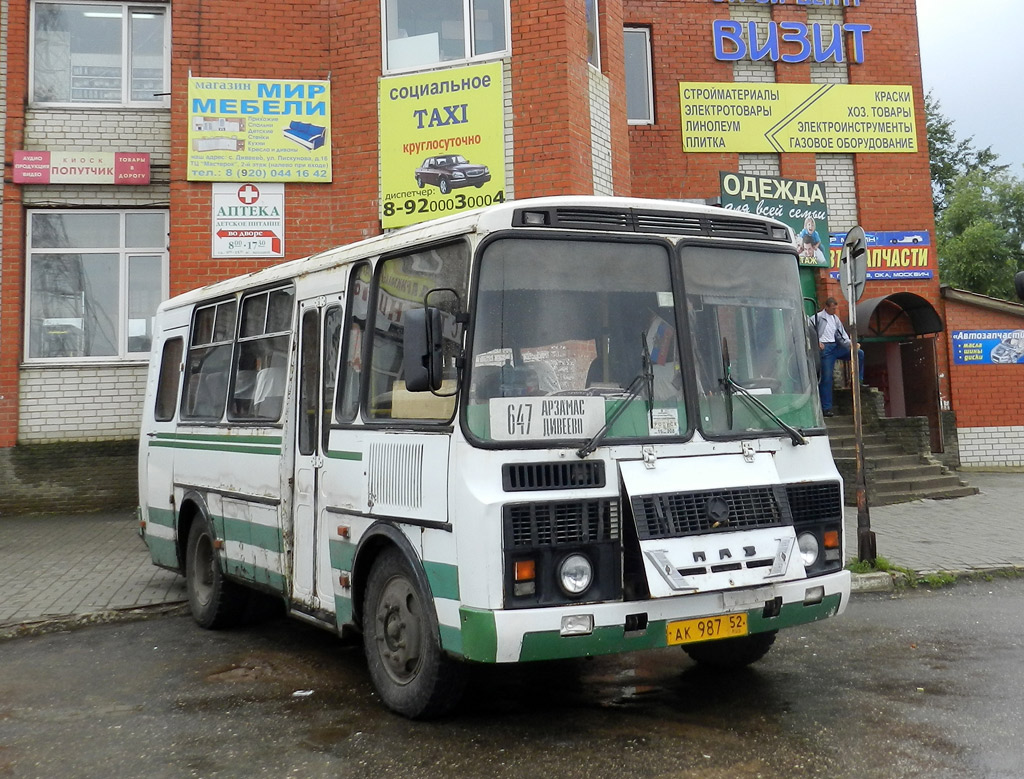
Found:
[0,601,189,642]
[850,565,1024,595]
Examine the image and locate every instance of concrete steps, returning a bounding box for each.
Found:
[825,394,978,506]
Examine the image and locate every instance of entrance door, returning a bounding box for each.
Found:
[292,298,344,607]
[901,338,942,452]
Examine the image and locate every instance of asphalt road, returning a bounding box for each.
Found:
[2,578,1022,778]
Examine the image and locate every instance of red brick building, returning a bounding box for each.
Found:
[2,0,998,511]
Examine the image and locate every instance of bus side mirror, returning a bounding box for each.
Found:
[403,307,443,392]
[1015,271,1024,302]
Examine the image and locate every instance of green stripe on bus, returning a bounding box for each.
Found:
[439,623,463,656]
[146,534,179,569]
[424,561,460,601]
[517,593,844,662]
[146,506,176,528]
[152,432,282,444]
[326,449,363,461]
[149,440,281,455]
[329,538,356,571]
[224,557,286,592]
[221,517,283,553]
[458,607,497,663]
[335,594,353,627]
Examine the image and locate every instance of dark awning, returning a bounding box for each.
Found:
[855,292,943,338]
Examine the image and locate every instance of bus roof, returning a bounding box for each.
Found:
[158,195,791,312]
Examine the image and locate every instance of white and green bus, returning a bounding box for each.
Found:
[139,196,850,718]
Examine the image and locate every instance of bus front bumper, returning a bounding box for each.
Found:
[454,570,850,663]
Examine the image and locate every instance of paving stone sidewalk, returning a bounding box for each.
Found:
[1,472,1020,634]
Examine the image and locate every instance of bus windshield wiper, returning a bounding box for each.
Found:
[722,376,808,446]
[718,338,806,446]
[576,332,654,459]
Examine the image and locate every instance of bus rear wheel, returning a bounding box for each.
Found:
[362,548,466,719]
[185,517,248,629]
[682,630,777,669]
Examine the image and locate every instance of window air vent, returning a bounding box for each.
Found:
[512,207,787,242]
[502,461,606,491]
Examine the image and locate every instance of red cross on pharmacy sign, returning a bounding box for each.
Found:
[237,184,260,204]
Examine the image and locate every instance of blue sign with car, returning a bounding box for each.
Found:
[951,330,1024,365]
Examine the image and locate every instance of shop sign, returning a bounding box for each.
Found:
[187,78,332,182]
[719,172,830,268]
[951,330,1024,365]
[827,231,933,280]
[679,83,916,154]
[13,150,150,185]
[212,183,284,258]
[379,61,507,229]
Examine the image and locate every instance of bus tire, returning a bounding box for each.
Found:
[185,517,248,630]
[682,630,777,669]
[362,548,466,719]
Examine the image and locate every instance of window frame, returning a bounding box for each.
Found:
[586,0,601,70]
[380,0,511,74]
[29,0,171,108]
[624,26,654,125]
[24,208,169,364]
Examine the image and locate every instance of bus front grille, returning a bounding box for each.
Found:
[785,482,842,523]
[631,486,785,540]
[505,499,619,547]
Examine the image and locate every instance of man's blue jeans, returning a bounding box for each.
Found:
[819,341,865,412]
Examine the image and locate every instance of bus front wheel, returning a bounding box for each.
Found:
[682,630,777,669]
[362,548,466,718]
[185,517,247,629]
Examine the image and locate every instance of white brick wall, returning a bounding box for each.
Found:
[19,364,148,442]
[807,8,849,85]
[957,427,1024,468]
[589,68,614,196]
[23,110,171,166]
[816,154,858,230]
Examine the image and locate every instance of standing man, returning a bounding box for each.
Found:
[810,297,865,417]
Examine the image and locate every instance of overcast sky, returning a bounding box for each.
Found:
[916,0,1024,176]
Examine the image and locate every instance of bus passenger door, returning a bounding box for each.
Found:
[292,298,343,608]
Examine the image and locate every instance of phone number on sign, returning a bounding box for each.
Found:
[383,190,505,217]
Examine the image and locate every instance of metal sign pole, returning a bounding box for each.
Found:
[840,229,876,563]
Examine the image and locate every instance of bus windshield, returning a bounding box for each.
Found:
[684,245,821,437]
[466,237,685,444]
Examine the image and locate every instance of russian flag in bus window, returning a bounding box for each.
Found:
[648,316,675,365]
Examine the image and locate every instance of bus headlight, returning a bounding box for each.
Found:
[798,532,820,567]
[558,554,593,596]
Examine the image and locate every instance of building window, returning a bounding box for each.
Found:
[383,0,509,72]
[624,27,653,124]
[586,0,600,69]
[26,210,168,361]
[30,2,169,107]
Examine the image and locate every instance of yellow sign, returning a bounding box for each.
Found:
[187,78,332,182]
[679,83,917,154]
[380,62,507,229]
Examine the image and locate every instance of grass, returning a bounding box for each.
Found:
[846,556,957,589]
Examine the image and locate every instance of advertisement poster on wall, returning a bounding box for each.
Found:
[719,172,830,268]
[187,77,332,182]
[828,230,933,280]
[380,61,506,229]
[951,330,1024,365]
[680,83,917,154]
[212,183,284,258]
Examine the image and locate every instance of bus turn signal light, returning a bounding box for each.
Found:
[514,560,536,581]
[823,530,840,549]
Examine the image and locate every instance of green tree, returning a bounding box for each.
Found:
[925,91,1005,217]
[937,169,1024,300]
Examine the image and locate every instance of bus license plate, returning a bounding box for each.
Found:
[666,613,748,646]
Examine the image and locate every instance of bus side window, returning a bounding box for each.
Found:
[182,300,236,421]
[154,337,184,422]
